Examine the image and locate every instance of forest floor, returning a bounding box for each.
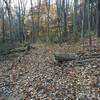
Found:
[0,43,100,100]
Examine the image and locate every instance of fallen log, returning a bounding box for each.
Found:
[54,52,100,63]
[63,58,96,66]
[80,55,100,60]
[0,43,35,56]
[91,52,100,56]
[0,47,27,56]
[74,58,99,64]
[54,53,79,62]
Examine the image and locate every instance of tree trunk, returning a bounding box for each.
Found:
[30,0,35,43]
[97,0,100,37]
[2,9,5,42]
[73,0,78,33]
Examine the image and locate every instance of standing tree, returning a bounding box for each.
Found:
[62,0,68,41]
[18,0,27,43]
[45,0,50,39]
[3,0,13,47]
[96,0,100,37]
[37,0,41,36]
[56,0,68,42]
[73,0,78,33]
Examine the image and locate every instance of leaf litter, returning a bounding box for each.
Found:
[0,44,100,100]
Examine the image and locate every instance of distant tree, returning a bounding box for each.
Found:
[56,0,68,41]
[37,0,41,36]
[30,0,36,42]
[3,0,13,46]
[45,0,50,38]
[96,0,100,37]
[17,0,27,43]
[73,0,78,33]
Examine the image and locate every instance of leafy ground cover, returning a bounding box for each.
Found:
[0,43,100,100]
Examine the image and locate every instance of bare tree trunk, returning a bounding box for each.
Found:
[73,0,78,33]
[96,0,100,37]
[3,0,13,46]
[20,0,27,42]
[30,0,35,43]
[2,8,5,42]
[46,0,50,39]
[87,0,92,49]
[96,0,100,50]
[37,0,41,36]
[81,0,85,51]
[56,0,62,41]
